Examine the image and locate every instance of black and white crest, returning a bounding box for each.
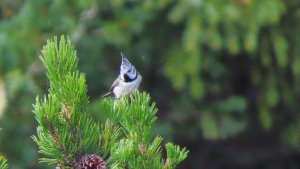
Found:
[120,52,137,81]
[120,52,132,71]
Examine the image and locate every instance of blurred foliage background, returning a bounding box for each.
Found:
[0,0,300,168]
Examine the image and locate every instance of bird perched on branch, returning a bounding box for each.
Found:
[102,52,142,99]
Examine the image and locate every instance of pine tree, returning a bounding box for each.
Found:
[32,36,188,169]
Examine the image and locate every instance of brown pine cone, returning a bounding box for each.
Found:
[73,154,106,169]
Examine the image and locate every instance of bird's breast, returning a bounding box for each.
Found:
[113,74,142,98]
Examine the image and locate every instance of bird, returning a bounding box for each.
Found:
[102,52,142,99]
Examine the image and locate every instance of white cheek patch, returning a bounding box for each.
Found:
[127,71,136,79]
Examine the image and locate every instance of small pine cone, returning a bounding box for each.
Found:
[73,154,106,169]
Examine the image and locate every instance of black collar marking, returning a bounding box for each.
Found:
[123,73,138,82]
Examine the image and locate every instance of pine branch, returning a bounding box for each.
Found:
[164,143,189,169]
[0,155,8,169]
[33,36,119,168]
[101,92,189,169]
[33,35,188,169]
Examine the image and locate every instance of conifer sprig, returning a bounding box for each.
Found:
[33,35,188,169]
[101,92,189,169]
[0,155,8,169]
[32,36,119,168]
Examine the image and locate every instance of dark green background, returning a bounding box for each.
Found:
[0,0,300,168]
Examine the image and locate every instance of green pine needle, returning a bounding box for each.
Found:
[0,155,8,169]
[165,143,189,169]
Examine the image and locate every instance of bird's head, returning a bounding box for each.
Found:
[120,52,137,81]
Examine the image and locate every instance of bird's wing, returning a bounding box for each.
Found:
[109,76,121,92]
[102,76,121,98]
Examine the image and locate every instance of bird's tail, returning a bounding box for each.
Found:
[102,92,113,98]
